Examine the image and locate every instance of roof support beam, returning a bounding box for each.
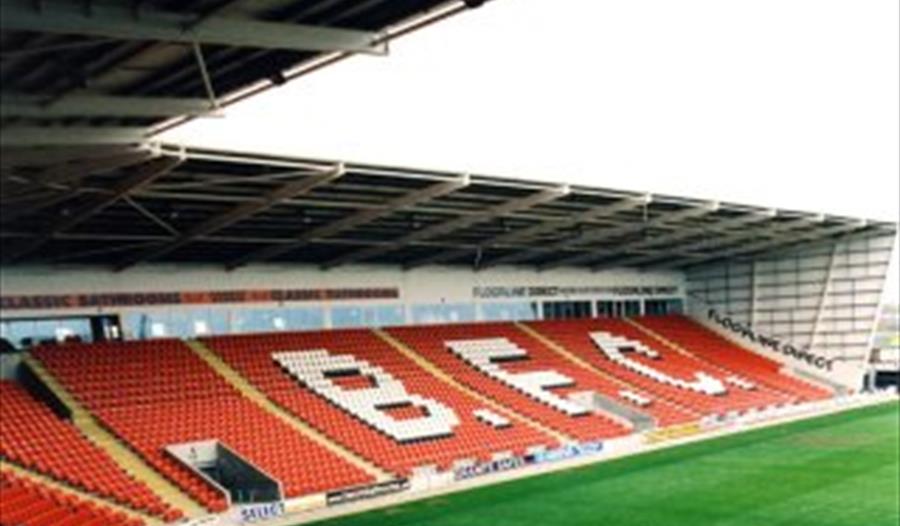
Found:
[0,145,146,168]
[653,215,823,261]
[26,149,159,188]
[0,93,215,119]
[535,202,722,271]
[403,194,652,269]
[479,201,716,271]
[0,126,151,147]
[1,148,158,223]
[648,215,826,269]
[114,165,345,270]
[2,154,184,264]
[0,231,486,251]
[321,185,571,270]
[226,175,471,270]
[0,0,387,54]
[590,209,778,270]
[674,220,869,268]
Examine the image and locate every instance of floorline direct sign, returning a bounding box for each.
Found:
[708,309,835,371]
[473,285,678,300]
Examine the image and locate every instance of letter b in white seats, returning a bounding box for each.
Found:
[273,350,459,442]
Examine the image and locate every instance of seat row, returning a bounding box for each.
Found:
[16,315,833,519]
[527,319,794,416]
[633,315,832,401]
[0,469,143,526]
[32,341,375,512]
[203,330,558,476]
[387,323,640,441]
[0,382,180,521]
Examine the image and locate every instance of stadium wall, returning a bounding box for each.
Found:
[686,233,896,388]
[0,264,683,341]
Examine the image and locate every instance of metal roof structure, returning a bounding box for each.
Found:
[0,0,480,142]
[1,144,895,270]
[0,0,894,272]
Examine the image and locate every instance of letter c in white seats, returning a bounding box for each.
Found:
[589,332,727,396]
[273,350,459,442]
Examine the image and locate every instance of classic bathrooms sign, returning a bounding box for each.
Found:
[0,287,399,311]
[708,309,835,371]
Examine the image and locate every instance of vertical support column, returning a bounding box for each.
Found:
[810,241,840,358]
[749,260,757,328]
[864,236,896,372]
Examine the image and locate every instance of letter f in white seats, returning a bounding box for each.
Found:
[589,332,727,396]
[273,350,459,442]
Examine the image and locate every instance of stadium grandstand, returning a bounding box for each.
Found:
[0,1,898,526]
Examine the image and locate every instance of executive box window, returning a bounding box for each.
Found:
[542,301,592,320]
[644,298,685,316]
[411,303,477,325]
[596,300,641,318]
[481,302,539,322]
[1,315,118,346]
[331,305,406,329]
[124,307,325,339]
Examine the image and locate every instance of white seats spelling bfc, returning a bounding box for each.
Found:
[619,390,652,407]
[273,350,459,442]
[445,338,589,416]
[589,332,728,396]
[472,409,511,429]
[725,375,756,390]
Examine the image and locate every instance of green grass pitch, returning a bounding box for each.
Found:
[309,402,899,526]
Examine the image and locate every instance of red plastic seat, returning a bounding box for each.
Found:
[0,469,142,526]
[0,381,178,521]
[31,340,373,512]
[201,329,558,476]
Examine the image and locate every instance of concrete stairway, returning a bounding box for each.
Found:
[589,393,656,432]
[0,460,163,526]
[184,340,391,482]
[20,354,205,517]
[374,329,574,444]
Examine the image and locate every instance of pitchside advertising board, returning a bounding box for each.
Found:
[454,441,605,481]
[182,502,286,526]
[234,502,285,523]
[325,479,411,506]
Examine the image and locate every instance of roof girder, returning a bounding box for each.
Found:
[0,93,215,119]
[225,174,472,269]
[321,184,571,270]
[113,163,346,270]
[0,0,387,54]
[402,194,652,269]
[2,153,184,263]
